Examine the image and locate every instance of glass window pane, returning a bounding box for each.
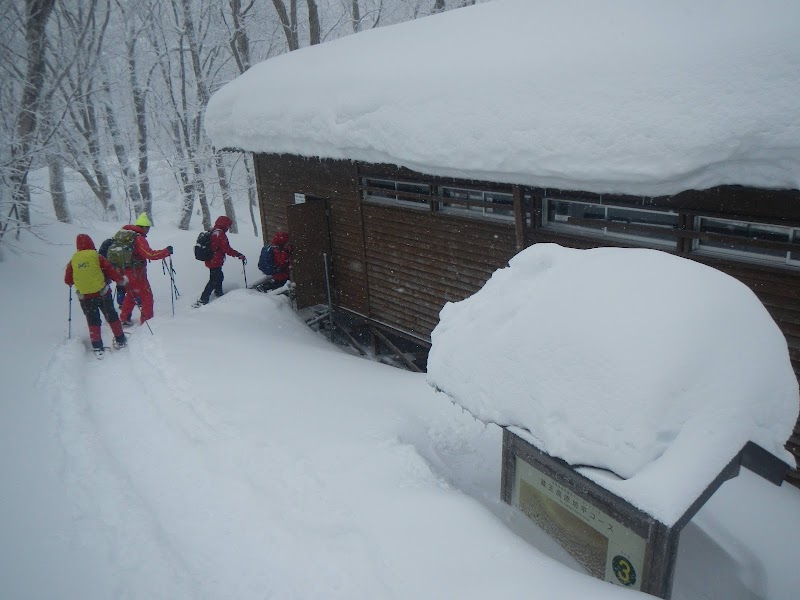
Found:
[439,187,513,220]
[698,218,788,259]
[606,207,678,242]
[363,178,429,209]
[547,200,603,224]
[486,192,514,217]
[544,199,677,248]
[397,182,430,195]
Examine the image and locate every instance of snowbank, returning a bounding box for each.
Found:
[426,244,799,524]
[205,0,800,196]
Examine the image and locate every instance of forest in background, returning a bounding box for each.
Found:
[1,0,480,245]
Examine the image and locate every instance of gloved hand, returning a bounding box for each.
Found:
[167,245,174,255]
[122,275,129,286]
[239,254,247,265]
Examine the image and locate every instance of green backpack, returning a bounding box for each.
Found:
[106,229,144,269]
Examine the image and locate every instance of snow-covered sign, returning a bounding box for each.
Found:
[205,0,800,197]
[426,244,799,526]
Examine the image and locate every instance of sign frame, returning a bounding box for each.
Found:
[501,428,679,598]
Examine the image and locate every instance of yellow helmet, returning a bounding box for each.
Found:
[135,213,152,227]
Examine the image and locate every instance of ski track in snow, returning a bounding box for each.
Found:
[40,339,199,599]
[41,322,397,599]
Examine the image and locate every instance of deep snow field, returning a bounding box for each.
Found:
[1,187,799,599]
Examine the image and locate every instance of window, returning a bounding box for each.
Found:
[361,178,431,210]
[439,186,514,220]
[694,217,800,267]
[543,198,679,247]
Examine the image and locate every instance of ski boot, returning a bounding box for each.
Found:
[113,334,128,349]
[91,340,105,360]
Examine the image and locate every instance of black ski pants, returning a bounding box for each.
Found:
[200,267,224,303]
[80,291,121,327]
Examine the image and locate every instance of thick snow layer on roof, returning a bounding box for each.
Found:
[205,0,800,196]
[426,244,799,525]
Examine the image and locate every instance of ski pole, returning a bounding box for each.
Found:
[68,285,73,339]
[242,259,248,288]
[134,297,154,335]
[163,259,175,316]
[169,257,180,297]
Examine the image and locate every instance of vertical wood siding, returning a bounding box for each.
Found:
[253,153,370,314]
[361,203,517,338]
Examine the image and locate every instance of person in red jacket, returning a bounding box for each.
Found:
[65,233,128,356]
[269,231,292,290]
[117,213,173,326]
[193,215,245,307]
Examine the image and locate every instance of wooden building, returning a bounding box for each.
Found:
[252,152,800,485]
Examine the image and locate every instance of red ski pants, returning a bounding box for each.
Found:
[120,267,156,324]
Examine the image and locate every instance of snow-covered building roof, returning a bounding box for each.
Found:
[426,244,800,525]
[205,0,800,197]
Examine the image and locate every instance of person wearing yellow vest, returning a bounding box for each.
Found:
[64,233,128,356]
[116,213,173,327]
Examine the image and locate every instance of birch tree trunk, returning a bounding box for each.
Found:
[47,151,71,223]
[244,155,259,237]
[101,72,143,216]
[181,0,237,231]
[214,154,237,234]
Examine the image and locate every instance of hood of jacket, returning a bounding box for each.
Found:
[214,216,232,232]
[123,224,148,236]
[76,233,96,251]
[271,231,289,247]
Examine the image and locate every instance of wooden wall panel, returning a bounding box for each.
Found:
[253,153,369,314]
[255,152,800,485]
[361,203,516,339]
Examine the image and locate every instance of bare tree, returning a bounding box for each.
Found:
[47,150,70,223]
[7,0,56,230]
[227,0,254,73]
[351,0,361,32]
[147,1,210,230]
[41,95,71,222]
[179,0,237,232]
[100,66,143,216]
[51,0,117,217]
[271,0,299,51]
[115,0,156,217]
[306,0,320,45]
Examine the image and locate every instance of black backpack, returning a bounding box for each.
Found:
[258,245,276,275]
[98,238,114,258]
[194,230,213,261]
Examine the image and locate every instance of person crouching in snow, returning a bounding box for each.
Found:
[257,230,292,291]
[65,234,128,357]
[117,212,173,327]
[193,215,245,307]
